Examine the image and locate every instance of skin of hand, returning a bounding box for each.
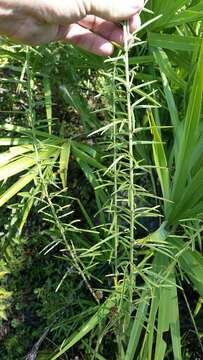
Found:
[0,0,144,55]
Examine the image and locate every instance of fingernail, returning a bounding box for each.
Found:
[136,15,141,29]
[100,42,114,56]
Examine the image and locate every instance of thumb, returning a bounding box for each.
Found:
[87,0,144,21]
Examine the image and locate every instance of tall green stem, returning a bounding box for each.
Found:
[123,22,135,311]
[113,64,119,285]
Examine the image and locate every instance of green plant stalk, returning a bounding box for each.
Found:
[112,60,124,359]
[123,22,135,312]
[112,63,119,285]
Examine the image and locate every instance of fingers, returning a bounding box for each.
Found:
[78,14,141,45]
[88,0,144,21]
[78,16,124,45]
[59,23,114,56]
[6,12,141,49]
[57,11,142,57]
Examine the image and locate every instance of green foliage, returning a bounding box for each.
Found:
[0,1,203,359]
[0,260,12,320]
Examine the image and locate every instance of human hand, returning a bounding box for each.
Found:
[0,0,144,55]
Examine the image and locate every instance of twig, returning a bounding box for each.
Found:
[25,326,51,360]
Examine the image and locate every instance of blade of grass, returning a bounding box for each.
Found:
[148,111,170,203]
[59,140,71,189]
[0,169,37,207]
[170,40,203,211]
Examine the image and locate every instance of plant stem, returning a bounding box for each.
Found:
[113,63,119,286]
[123,22,135,312]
